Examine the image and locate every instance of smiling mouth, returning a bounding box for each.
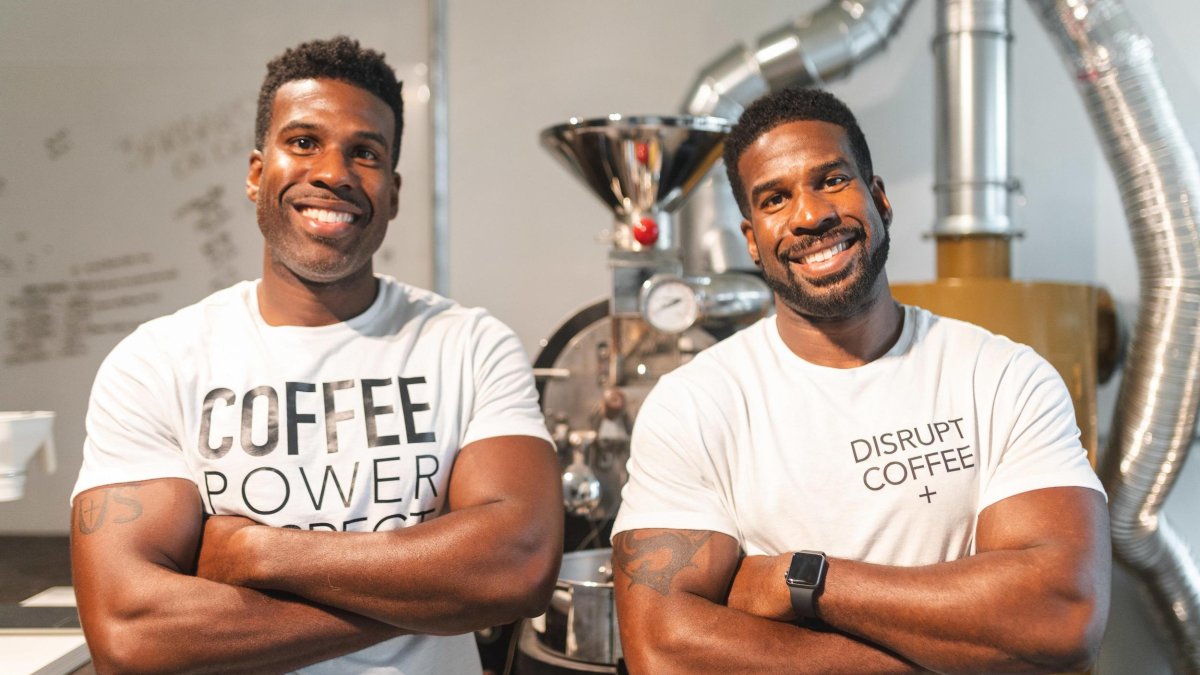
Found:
[788,232,861,266]
[799,239,852,264]
[299,207,358,224]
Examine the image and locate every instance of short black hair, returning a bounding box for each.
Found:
[256,36,404,168]
[724,88,873,217]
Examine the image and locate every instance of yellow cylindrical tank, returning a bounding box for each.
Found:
[893,245,1118,466]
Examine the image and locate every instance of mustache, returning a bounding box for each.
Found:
[284,188,369,212]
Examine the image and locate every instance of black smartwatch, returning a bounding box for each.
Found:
[785,550,828,620]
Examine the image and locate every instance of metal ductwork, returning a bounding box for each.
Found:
[675,0,918,275]
[681,0,917,118]
[934,0,1016,242]
[1028,0,1200,670]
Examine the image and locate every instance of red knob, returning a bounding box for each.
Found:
[633,217,659,246]
[635,142,650,165]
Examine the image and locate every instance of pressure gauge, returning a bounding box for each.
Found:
[641,275,699,334]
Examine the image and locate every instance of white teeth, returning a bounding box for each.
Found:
[301,208,355,224]
[800,240,850,265]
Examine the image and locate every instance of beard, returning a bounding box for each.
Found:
[762,225,891,320]
[256,189,379,285]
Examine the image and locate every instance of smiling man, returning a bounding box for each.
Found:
[611,88,1110,673]
[70,37,561,674]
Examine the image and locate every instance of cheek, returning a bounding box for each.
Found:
[369,179,392,201]
[370,178,398,215]
[264,156,302,185]
[755,223,787,254]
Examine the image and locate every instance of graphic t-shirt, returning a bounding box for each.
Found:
[74,276,552,674]
[612,306,1103,565]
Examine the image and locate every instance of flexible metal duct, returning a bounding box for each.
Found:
[1028,1,1200,670]
[675,0,918,275]
[681,0,916,118]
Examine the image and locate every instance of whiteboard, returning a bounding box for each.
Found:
[0,1,433,533]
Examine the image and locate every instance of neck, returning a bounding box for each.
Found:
[773,283,903,368]
[257,254,379,327]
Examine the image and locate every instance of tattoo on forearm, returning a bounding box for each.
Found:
[76,486,144,534]
[614,530,712,596]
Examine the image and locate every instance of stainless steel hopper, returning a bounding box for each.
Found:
[541,115,729,251]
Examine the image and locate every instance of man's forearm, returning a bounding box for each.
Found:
[621,590,919,674]
[732,553,1049,673]
[729,489,1110,674]
[821,551,1102,673]
[210,498,560,634]
[80,555,401,674]
[612,529,920,673]
[72,479,403,675]
[199,436,564,635]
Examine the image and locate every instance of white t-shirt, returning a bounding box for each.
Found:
[612,305,1104,566]
[74,276,552,674]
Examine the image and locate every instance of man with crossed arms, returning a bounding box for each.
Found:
[612,88,1109,673]
[71,36,561,674]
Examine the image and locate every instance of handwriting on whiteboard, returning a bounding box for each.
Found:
[117,97,252,180]
[44,128,71,161]
[3,254,177,366]
[176,185,241,290]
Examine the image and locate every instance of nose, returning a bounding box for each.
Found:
[308,148,357,191]
[791,192,839,234]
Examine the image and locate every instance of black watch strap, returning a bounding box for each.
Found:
[788,581,820,620]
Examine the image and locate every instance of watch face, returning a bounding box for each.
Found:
[786,552,826,586]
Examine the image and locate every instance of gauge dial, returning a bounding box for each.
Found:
[641,276,699,334]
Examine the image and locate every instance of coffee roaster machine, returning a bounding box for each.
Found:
[486,116,771,674]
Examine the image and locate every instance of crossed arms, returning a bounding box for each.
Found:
[71,434,563,674]
[612,486,1110,674]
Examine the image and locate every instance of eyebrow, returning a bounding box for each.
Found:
[748,158,854,205]
[749,179,784,206]
[276,121,389,148]
[810,159,852,177]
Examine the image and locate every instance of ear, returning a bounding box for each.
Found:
[740,218,762,267]
[870,175,892,228]
[246,150,264,203]
[389,172,402,219]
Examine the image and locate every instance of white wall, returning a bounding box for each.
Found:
[445,1,1200,672]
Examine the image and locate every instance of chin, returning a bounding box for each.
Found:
[272,254,368,286]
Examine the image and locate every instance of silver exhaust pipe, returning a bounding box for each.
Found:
[934,0,1016,239]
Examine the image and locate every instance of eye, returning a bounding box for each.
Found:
[823,175,851,190]
[353,147,382,163]
[759,192,786,210]
[289,137,317,153]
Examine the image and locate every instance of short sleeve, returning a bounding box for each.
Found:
[71,328,191,502]
[459,314,552,448]
[978,347,1105,509]
[611,374,740,540]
